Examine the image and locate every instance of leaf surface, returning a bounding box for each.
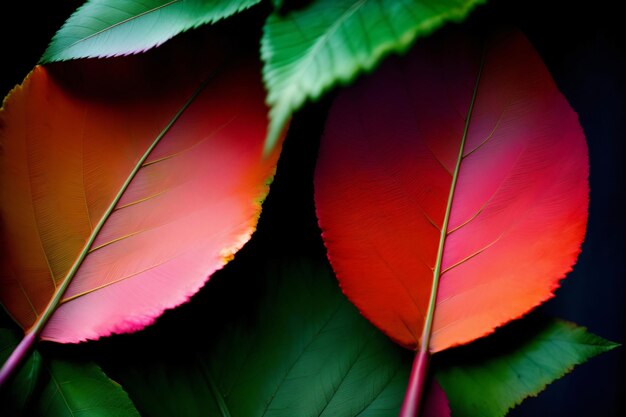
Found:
[0,31,282,343]
[106,259,414,417]
[435,316,618,417]
[314,29,589,352]
[41,0,261,62]
[0,328,140,417]
[261,0,485,152]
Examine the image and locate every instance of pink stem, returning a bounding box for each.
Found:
[0,332,37,388]
[399,348,430,417]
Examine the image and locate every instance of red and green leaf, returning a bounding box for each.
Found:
[314,28,588,414]
[0,30,284,381]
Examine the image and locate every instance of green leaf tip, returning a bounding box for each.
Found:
[40,0,262,63]
[435,316,619,417]
[261,0,487,153]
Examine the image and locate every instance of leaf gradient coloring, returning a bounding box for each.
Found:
[315,28,589,353]
[0,32,283,351]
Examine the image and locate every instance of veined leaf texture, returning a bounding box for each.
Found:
[41,0,262,62]
[0,32,283,344]
[315,29,589,352]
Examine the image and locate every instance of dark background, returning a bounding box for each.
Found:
[1,0,624,416]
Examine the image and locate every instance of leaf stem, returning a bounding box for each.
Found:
[399,349,430,417]
[399,46,486,417]
[0,333,36,387]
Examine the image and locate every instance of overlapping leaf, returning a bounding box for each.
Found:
[315,28,589,353]
[261,0,486,152]
[0,30,283,345]
[41,0,262,62]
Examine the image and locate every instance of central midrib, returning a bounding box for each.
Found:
[418,51,486,351]
[29,71,214,339]
[63,0,181,51]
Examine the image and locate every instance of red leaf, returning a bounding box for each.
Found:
[0,34,283,346]
[314,29,588,354]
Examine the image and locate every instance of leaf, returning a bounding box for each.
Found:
[38,361,139,417]
[41,0,262,62]
[261,0,486,153]
[314,28,589,353]
[0,29,283,347]
[0,328,140,417]
[104,258,414,417]
[434,316,619,417]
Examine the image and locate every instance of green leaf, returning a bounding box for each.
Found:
[435,316,619,417]
[37,360,141,417]
[41,0,262,62]
[0,329,42,415]
[261,0,486,153]
[0,328,140,417]
[108,259,412,417]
